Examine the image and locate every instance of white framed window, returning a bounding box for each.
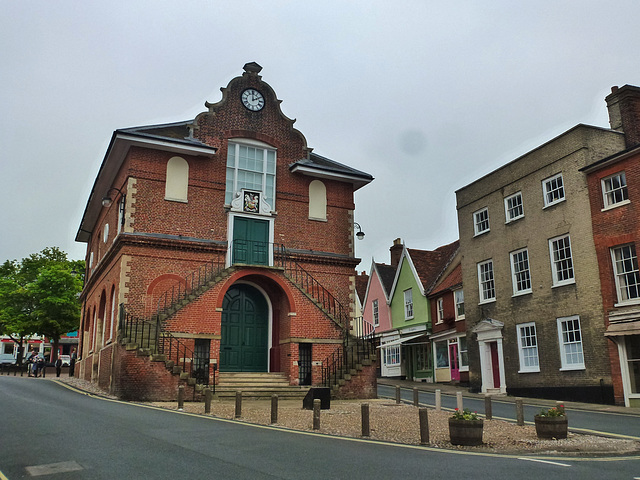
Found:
[473,207,490,236]
[372,299,379,327]
[435,340,449,368]
[477,259,495,303]
[308,180,327,220]
[454,289,465,320]
[504,192,524,223]
[459,336,468,369]
[543,173,565,207]
[404,289,414,319]
[510,248,532,295]
[557,315,585,370]
[89,251,94,269]
[517,322,539,372]
[549,234,575,286]
[103,224,109,243]
[225,141,276,209]
[415,344,430,371]
[611,244,640,304]
[165,156,189,202]
[602,172,628,208]
[436,297,444,323]
[384,345,400,366]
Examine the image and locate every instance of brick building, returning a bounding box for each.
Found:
[456,113,626,402]
[74,63,374,400]
[582,85,640,407]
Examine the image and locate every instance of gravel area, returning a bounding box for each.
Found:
[52,376,640,456]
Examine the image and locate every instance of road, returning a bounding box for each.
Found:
[0,376,639,479]
[377,384,640,439]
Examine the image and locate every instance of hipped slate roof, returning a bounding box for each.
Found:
[289,153,374,190]
[355,272,369,304]
[375,263,397,297]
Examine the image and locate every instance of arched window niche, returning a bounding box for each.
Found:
[308,180,327,220]
[165,156,189,202]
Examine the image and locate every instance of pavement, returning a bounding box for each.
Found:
[377,377,640,416]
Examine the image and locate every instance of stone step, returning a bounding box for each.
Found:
[213,386,309,399]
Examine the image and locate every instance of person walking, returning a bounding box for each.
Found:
[55,357,62,377]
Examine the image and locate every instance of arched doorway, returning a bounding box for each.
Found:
[220,283,269,372]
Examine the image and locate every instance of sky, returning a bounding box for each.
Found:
[2,1,640,269]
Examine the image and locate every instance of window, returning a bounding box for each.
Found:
[459,336,468,368]
[543,173,565,207]
[549,235,574,286]
[372,299,379,327]
[473,208,490,235]
[504,192,524,222]
[436,297,444,323]
[103,224,109,243]
[404,289,414,319]
[510,248,532,295]
[454,289,465,319]
[117,195,125,234]
[602,172,628,208]
[89,252,94,269]
[435,341,449,368]
[226,141,276,209]
[477,259,495,303]
[517,322,539,372]
[165,156,189,202]
[611,244,640,304]
[415,344,430,371]
[308,180,327,220]
[384,345,400,366]
[557,316,585,370]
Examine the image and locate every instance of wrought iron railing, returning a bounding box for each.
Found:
[120,304,209,386]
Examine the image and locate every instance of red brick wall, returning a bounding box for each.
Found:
[333,362,378,399]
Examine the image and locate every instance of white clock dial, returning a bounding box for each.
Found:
[241,88,265,111]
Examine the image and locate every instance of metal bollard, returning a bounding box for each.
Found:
[361,403,370,437]
[204,388,212,414]
[516,398,524,426]
[456,391,463,411]
[435,389,441,412]
[313,399,321,430]
[235,391,242,418]
[484,395,492,420]
[271,395,278,424]
[419,408,430,445]
[395,385,401,404]
[177,385,185,410]
[413,387,419,407]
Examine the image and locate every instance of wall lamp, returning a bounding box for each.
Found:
[101,187,124,208]
[354,222,365,241]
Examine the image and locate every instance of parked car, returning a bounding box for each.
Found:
[59,355,71,367]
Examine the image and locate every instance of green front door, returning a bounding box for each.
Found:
[220,284,269,372]
[232,217,269,265]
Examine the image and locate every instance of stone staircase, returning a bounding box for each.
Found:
[214,372,309,399]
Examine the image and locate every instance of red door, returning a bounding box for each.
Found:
[449,342,460,381]
[489,341,501,388]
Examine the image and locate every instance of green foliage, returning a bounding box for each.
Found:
[0,247,84,352]
[451,408,479,421]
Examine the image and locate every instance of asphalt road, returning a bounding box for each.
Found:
[377,384,640,439]
[1,376,639,479]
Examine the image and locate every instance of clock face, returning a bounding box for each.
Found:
[241,88,265,111]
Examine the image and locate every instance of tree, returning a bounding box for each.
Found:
[0,247,84,364]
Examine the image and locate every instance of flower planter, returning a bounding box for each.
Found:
[534,415,568,439]
[448,418,484,446]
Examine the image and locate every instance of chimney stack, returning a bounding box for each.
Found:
[390,238,404,267]
[606,85,640,148]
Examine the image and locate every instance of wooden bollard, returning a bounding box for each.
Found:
[419,408,430,445]
[435,389,441,411]
[413,387,419,407]
[204,388,212,414]
[177,385,185,410]
[516,398,524,426]
[456,391,463,411]
[361,403,370,437]
[484,395,492,420]
[235,391,242,418]
[313,398,321,430]
[271,394,278,424]
[395,385,401,404]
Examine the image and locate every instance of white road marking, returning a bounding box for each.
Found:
[25,461,83,476]
[518,457,571,467]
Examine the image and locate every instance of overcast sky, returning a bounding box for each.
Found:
[2,1,640,269]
